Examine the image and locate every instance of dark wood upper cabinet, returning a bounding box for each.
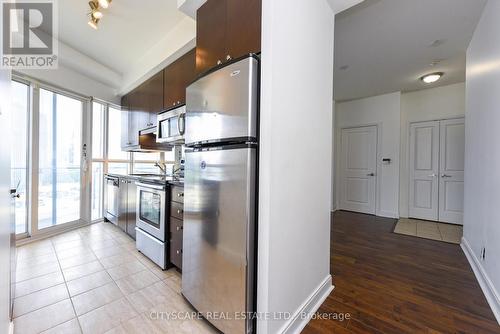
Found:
[196,0,261,75]
[226,0,261,60]
[196,0,227,75]
[141,71,164,114]
[164,48,197,109]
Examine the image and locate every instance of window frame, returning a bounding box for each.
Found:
[12,72,177,240]
[11,78,31,239]
[13,75,92,241]
[89,101,174,222]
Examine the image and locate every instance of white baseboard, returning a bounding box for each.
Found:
[377,210,399,219]
[279,275,334,334]
[461,237,500,324]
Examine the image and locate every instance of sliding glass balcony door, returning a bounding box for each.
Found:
[11,81,29,235]
[38,88,83,229]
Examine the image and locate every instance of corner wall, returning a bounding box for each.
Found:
[463,0,500,322]
[257,0,335,333]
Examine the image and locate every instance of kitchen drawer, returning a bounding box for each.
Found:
[170,201,184,220]
[171,186,184,204]
[136,228,167,269]
[170,217,183,234]
[170,235,183,269]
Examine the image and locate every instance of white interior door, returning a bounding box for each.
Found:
[409,121,439,221]
[439,118,465,225]
[340,126,377,214]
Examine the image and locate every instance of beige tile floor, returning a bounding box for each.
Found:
[13,222,218,334]
[393,218,463,244]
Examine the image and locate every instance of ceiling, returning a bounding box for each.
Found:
[57,0,192,76]
[334,0,487,101]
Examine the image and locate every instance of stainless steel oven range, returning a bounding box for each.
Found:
[135,181,168,269]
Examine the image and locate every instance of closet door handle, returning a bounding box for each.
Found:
[441,174,452,178]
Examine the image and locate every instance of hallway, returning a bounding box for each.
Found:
[304,211,500,333]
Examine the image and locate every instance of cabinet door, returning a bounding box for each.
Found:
[127,91,141,146]
[129,111,141,146]
[164,49,197,109]
[138,72,162,128]
[144,71,163,115]
[164,64,179,109]
[121,109,131,148]
[196,0,227,75]
[120,94,131,149]
[226,0,261,59]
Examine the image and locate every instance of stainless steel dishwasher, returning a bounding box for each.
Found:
[118,177,137,239]
[104,175,120,225]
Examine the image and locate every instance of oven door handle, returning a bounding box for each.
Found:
[136,182,166,190]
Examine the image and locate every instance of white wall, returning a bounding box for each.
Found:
[331,102,336,211]
[399,83,465,217]
[335,92,401,218]
[257,0,337,333]
[119,18,196,95]
[462,0,500,322]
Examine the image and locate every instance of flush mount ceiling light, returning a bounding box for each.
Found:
[87,0,112,29]
[420,72,444,84]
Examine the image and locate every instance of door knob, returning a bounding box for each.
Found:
[367,173,375,177]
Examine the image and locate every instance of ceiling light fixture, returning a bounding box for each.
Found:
[420,72,444,84]
[98,0,111,9]
[88,17,99,29]
[92,10,103,19]
[87,0,111,29]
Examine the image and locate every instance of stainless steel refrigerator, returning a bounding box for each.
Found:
[183,54,259,334]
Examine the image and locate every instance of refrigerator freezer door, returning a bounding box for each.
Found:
[185,56,259,146]
[182,146,256,334]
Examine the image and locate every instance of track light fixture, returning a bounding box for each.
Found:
[87,0,112,30]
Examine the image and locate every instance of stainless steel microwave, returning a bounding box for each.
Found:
[156,105,186,144]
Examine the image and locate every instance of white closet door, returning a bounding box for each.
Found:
[339,126,377,215]
[409,121,439,221]
[438,118,465,225]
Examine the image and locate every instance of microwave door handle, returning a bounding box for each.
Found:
[178,113,185,135]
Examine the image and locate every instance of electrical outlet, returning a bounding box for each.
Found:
[481,247,486,260]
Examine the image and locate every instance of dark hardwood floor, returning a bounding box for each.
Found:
[303,211,500,334]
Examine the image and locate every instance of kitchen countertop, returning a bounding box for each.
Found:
[105,173,184,186]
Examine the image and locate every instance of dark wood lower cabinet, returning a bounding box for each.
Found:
[169,185,184,270]
[169,227,183,269]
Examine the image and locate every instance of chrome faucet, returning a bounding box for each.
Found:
[154,162,167,175]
